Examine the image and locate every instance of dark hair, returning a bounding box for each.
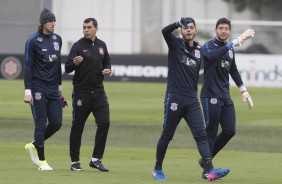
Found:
[37,24,43,33]
[216,18,231,29]
[84,18,98,27]
[185,17,196,28]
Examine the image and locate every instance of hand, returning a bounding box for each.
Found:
[102,68,111,76]
[241,91,253,110]
[238,29,255,42]
[232,29,255,46]
[178,18,192,29]
[24,95,33,105]
[73,55,83,66]
[60,96,68,108]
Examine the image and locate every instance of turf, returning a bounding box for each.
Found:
[1,143,282,184]
[0,79,282,183]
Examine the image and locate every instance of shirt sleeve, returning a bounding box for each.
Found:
[229,53,244,87]
[65,42,79,73]
[202,41,230,62]
[103,44,111,70]
[24,38,35,90]
[161,22,179,48]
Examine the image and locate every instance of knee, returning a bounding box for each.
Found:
[223,129,236,138]
[52,122,62,131]
[97,121,110,129]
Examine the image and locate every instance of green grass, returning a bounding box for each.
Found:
[0,79,282,183]
[1,143,282,184]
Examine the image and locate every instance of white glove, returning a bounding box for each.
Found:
[239,86,253,110]
[232,29,255,46]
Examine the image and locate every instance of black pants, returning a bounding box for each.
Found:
[201,97,236,158]
[156,93,211,166]
[70,91,110,162]
[31,89,62,147]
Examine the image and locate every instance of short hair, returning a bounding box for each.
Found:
[185,17,196,28]
[216,18,231,30]
[84,18,98,27]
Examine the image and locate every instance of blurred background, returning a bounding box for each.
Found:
[0,0,282,86]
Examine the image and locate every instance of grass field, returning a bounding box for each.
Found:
[0,79,282,183]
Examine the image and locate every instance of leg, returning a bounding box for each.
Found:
[155,93,183,170]
[89,92,110,172]
[45,91,62,140]
[70,91,91,162]
[32,91,48,161]
[212,99,236,157]
[153,93,183,180]
[184,98,213,171]
[91,93,110,160]
[201,97,222,157]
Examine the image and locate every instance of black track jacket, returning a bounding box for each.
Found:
[65,37,111,94]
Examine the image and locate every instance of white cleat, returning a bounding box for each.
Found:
[25,143,40,166]
[38,160,53,171]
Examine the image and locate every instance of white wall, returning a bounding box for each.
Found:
[52,0,256,55]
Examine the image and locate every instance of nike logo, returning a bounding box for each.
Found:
[94,163,100,168]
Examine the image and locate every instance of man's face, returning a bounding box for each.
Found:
[180,22,197,42]
[216,23,230,42]
[43,20,55,34]
[83,21,97,40]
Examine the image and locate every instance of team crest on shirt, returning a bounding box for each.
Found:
[52,35,57,40]
[77,99,82,107]
[98,47,104,55]
[228,50,233,59]
[34,92,41,100]
[53,42,60,51]
[210,98,217,104]
[170,102,178,111]
[194,49,200,58]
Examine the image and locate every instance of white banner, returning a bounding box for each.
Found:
[231,54,282,87]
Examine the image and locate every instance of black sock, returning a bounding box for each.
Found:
[154,160,163,170]
[36,146,45,161]
[203,158,214,173]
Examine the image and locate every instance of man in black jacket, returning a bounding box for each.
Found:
[65,18,111,172]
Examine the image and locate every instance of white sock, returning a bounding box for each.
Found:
[71,161,79,164]
[92,158,99,162]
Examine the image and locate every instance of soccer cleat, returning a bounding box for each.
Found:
[71,161,83,171]
[89,160,109,172]
[205,168,230,181]
[38,160,53,171]
[25,143,40,166]
[152,169,167,180]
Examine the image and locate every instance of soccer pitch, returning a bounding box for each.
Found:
[0,79,282,183]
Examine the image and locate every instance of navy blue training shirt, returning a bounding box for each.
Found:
[24,32,62,91]
[162,23,202,97]
[200,38,243,98]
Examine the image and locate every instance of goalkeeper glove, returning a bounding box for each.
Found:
[232,29,255,46]
[60,96,68,108]
[239,86,253,110]
[177,18,193,29]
